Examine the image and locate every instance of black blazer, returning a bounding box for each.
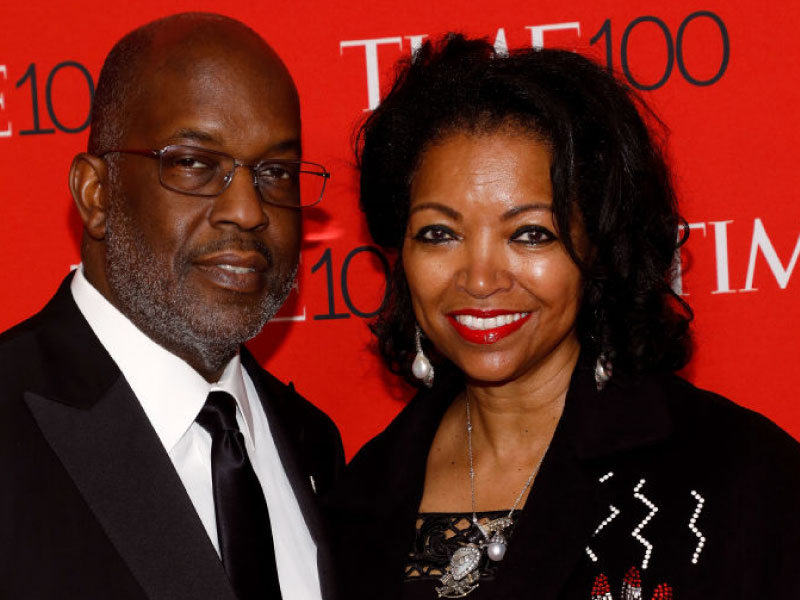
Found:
[324,359,800,599]
[0,275,345,600]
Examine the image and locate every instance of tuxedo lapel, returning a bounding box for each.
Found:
[242,351,325,544]
[26,378,236,600]
[243,354,344,598]
[23,277,236,600]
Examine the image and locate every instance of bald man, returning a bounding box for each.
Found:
[0,13,343,600]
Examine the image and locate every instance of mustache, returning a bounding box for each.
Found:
[185,237,274,265]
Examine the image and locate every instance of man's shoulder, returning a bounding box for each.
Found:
[0,304,52,397]
[0,298,49,349]
[242,351,341,440]
[262,366,336,425]
[243,354,345,494]
[0,274,75,357]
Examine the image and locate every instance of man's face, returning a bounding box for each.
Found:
[103,38,302,374]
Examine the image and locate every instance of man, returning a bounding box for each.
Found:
[0,13,343,600]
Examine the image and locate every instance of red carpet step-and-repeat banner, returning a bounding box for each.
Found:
[1,1,798,456]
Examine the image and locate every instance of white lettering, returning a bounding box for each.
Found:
[270,256,306,322]
[672,222,706,296]
[270,306,307,323]
[526,22,582,50]
[0,65,11,138]
[742,218,800,291]
[494,28,509,56]
[405,34,428,57]
[709,220,735,294]
[340,37,403,111]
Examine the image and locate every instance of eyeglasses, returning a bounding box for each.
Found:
[99,145,330,208]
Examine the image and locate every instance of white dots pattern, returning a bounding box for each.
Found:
[585,472,619,562]
[689,490,706,564]
[585,505,621,562]
[632,478,658,569]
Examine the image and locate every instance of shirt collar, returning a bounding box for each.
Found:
[70,266,257,451]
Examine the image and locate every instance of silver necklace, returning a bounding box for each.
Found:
[436,398,550,599]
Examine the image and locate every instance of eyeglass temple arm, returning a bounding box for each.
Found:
[97,149,161,159]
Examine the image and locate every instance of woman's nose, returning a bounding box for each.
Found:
[455,239,513,298]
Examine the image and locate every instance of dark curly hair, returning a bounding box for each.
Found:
[358,34,692,387]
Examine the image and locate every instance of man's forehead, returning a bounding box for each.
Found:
[161,127,302,157]
[123,28,300,153]
[144,25,294,94]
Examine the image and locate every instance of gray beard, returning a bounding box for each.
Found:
[104,189,297,375]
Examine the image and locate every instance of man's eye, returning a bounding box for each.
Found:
[172,156,215,171]
[258,164,297,184]
[511,225,556,246]
[413,225,457,244]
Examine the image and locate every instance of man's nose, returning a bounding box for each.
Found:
[208,165,269,231]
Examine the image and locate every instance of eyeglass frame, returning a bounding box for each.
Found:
[97,144,330,209]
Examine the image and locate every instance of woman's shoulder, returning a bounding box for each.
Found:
[323,383,456,517]
[597,371,800,520]
[655,373,800,465]
[348,389,454,471]
[567,364,800,491]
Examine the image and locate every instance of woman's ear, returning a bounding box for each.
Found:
[69,153,111,240]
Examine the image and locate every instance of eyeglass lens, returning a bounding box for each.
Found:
[158,145,326,207]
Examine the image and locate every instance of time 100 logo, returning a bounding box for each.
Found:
[1,10,730,138]
[4,61,95,136]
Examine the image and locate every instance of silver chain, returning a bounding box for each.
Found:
[466,397,550,530]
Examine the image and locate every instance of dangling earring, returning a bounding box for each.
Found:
[412,324,434,388]
[594,353,612,391]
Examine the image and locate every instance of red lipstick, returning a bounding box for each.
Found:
[447,309,532,344]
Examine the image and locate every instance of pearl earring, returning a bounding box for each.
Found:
[594,354,612,391]
[412,325,434,388]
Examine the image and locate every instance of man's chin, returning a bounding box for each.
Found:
[182,307,271,347]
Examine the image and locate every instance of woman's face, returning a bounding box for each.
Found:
[403,129,584,385]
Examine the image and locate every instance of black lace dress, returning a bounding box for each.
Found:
[401,510,519,600]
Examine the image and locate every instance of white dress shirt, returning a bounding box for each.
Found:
[70,267,322,600]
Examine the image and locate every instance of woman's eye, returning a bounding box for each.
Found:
[511,225,556,246]
[413,225,457,244]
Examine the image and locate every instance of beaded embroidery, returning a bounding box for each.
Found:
[586,471,620,563]
[632,479,658,569]
[688,490,706,564]
[590,567,673,600]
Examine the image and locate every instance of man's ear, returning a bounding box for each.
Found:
[69,153,111,240]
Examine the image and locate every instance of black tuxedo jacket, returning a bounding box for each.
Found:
[0,275,345,599]
[324,359,800,599]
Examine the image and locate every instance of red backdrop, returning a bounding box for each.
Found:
[1,1,798,457]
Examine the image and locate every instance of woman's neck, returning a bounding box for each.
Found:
[464,340,579,459]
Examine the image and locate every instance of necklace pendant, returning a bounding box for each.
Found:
[480,520,510,562]
[486,539,507,562]
[436,544,482,598]
[482,517,513,535]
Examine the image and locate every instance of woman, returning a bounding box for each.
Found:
[324,35,800,600]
